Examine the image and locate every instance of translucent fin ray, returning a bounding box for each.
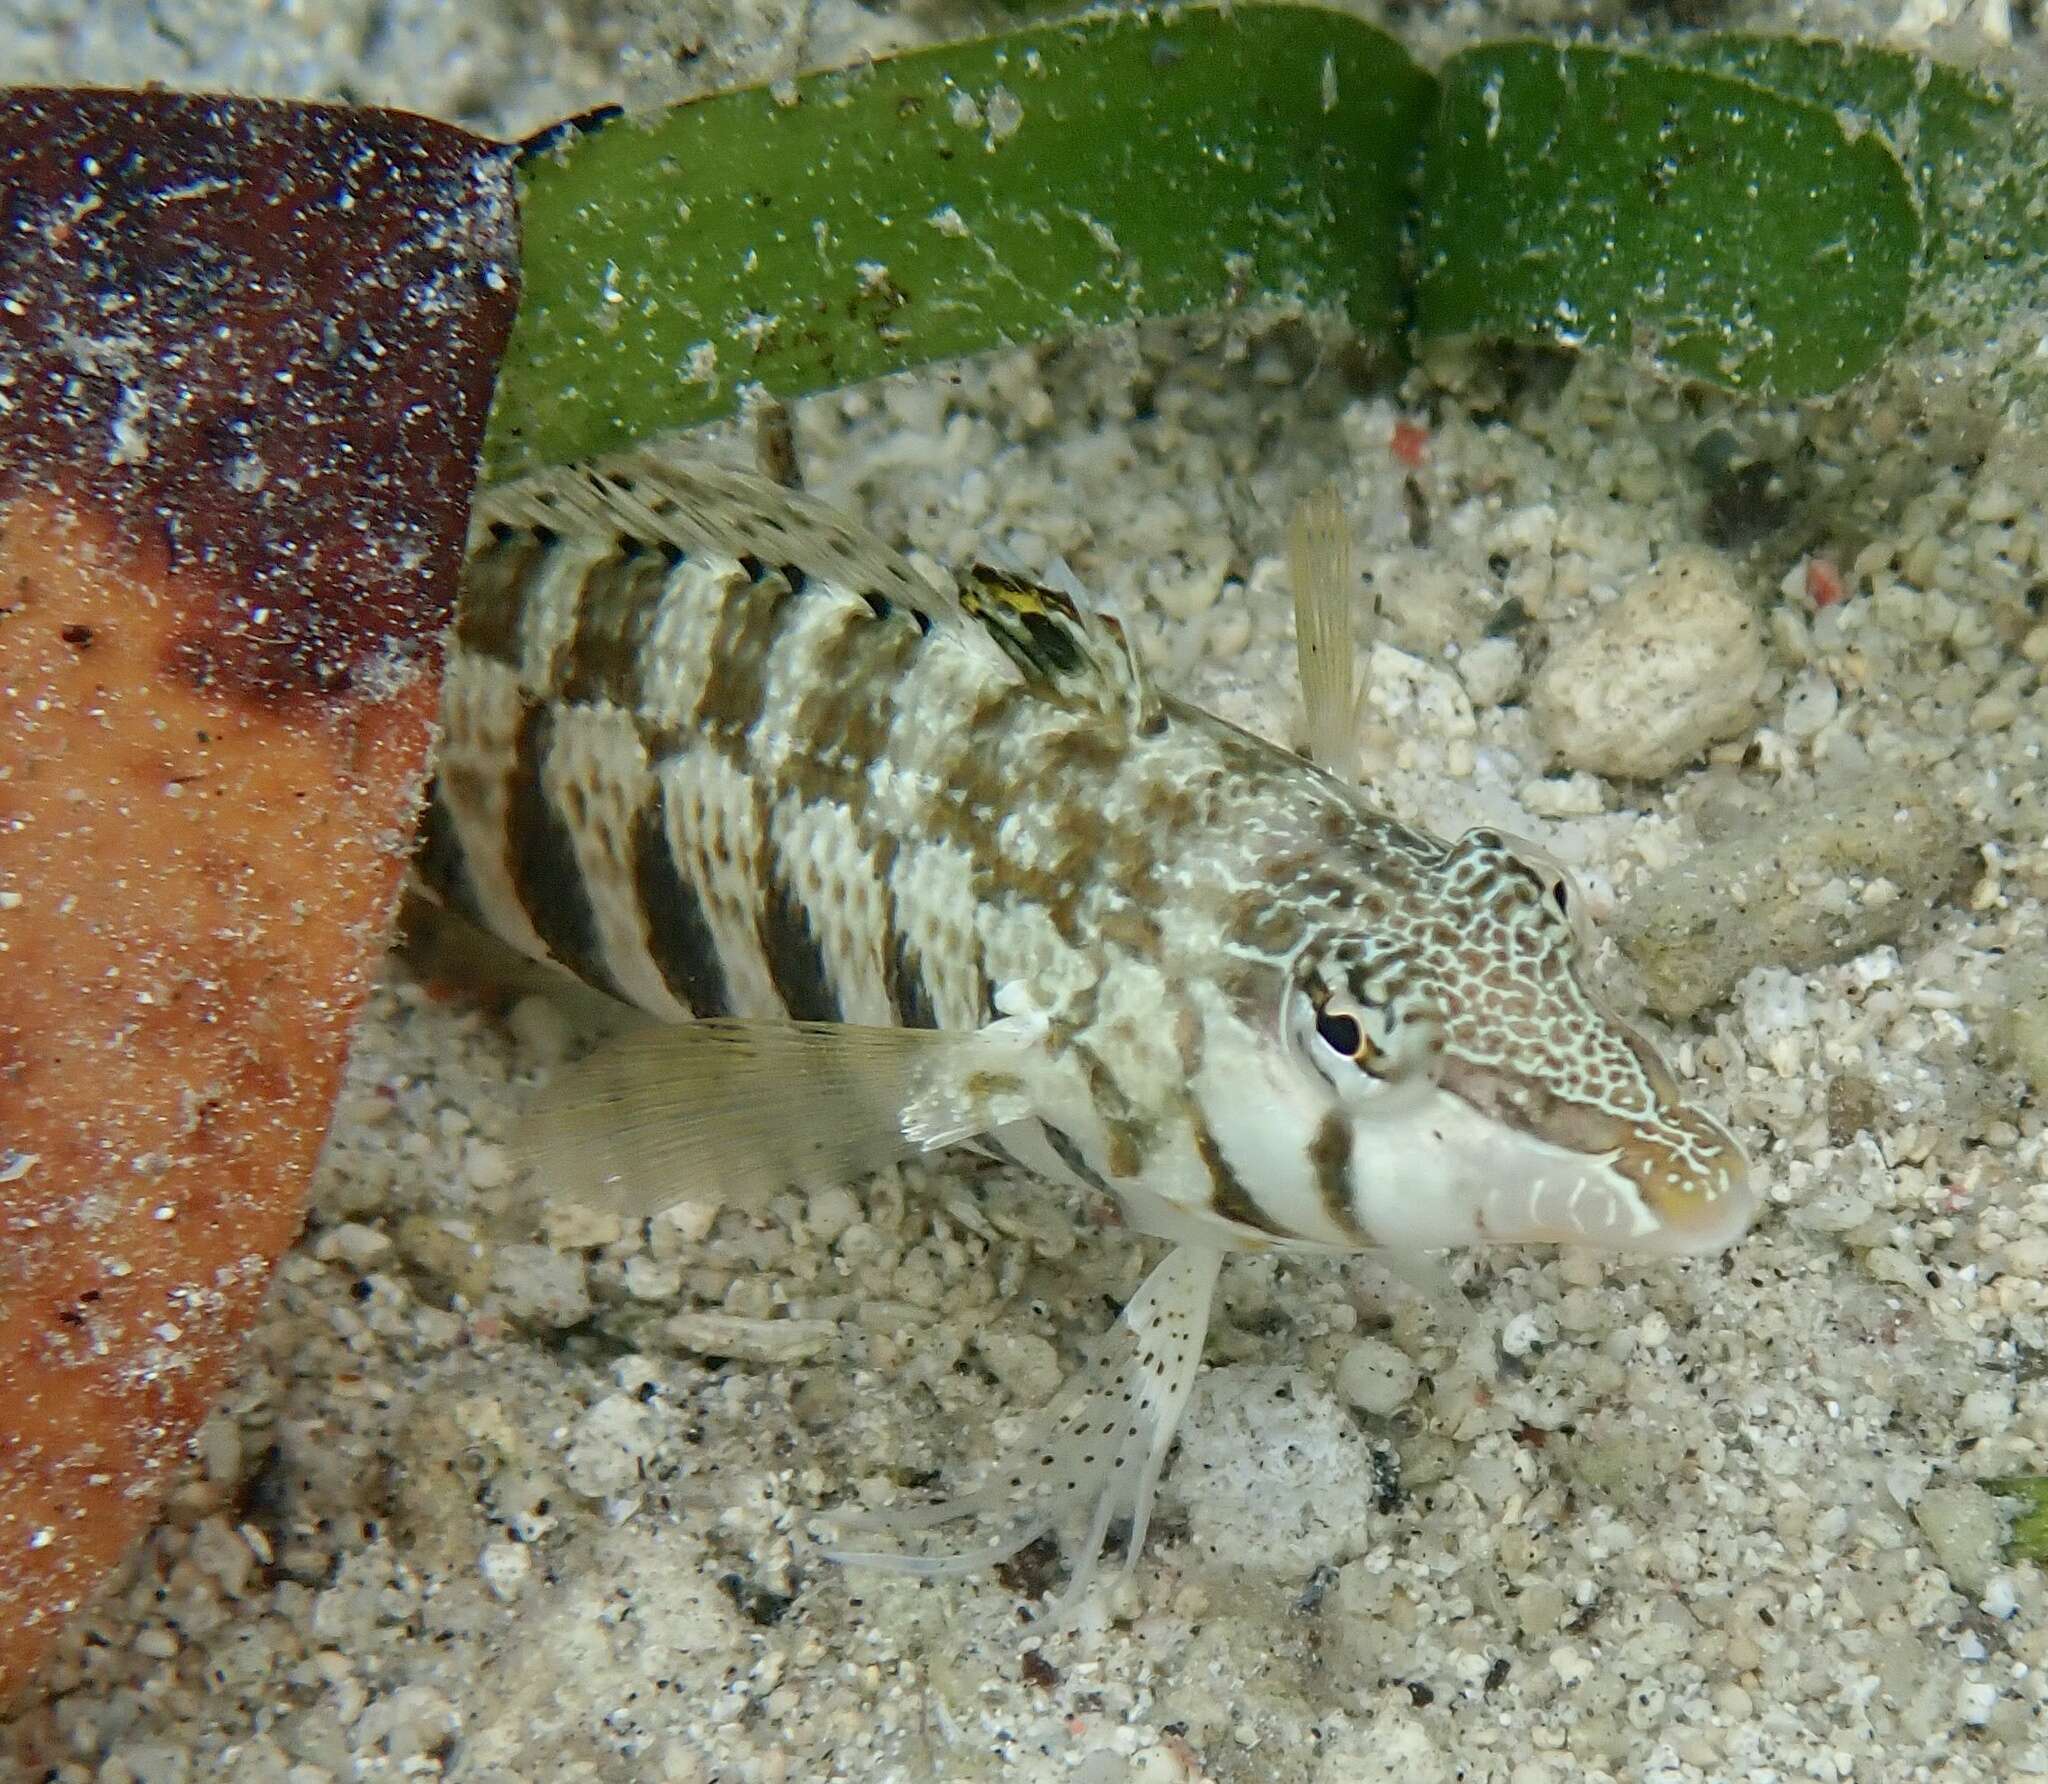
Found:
[472,450,978,637]
[817,1245,1223,1623]
[1288,484,1358,781]
[515,1018,1031,1220]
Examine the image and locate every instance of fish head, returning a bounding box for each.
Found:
[1267,824,1753,1256]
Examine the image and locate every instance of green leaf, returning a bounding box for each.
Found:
[487,4,1435,476]
[1414,42,1920,396]
[1652,35,2048,363]
[1985,1476,2048,1562]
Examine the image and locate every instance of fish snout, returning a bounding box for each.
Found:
[1612,1101,1755,1255]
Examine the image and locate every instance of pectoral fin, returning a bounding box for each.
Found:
[514,1018,1035,1219]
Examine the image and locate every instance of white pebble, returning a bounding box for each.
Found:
[1913,1484,2002,1596]
[1146,539,1231,621]
[655,1199,720,1247]
[1528,547,1765,779]
[1366,644,1477,741]
[1501,1310,1550,1358]
[806,1185,862,1244]
[623,1253,682,1301]
[313,1222,392,1269]
[1956,1679,1999,1726]
[478,1540,532,1600]
[1207,605,1252,660]
[492,1244,592,1328]
[1959,1388,2014,1434]
[133,1624,181,1661]
[1335,1337,1420,1415]
[665,1310,837,1364]
[463,1138,513,1192]
[1174,1365,1376,1574]
[1982,1573,2021,1619]
[1457,635,1523,709]
[1780,670,1840,739]
[1549,1643,1589,1686]
[1519,770,1608,818]
[564,1392,663,1498]
[351,1685,460,1761]
[541,1201,624,1251]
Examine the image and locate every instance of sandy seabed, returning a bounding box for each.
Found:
[8,2,2048,1779]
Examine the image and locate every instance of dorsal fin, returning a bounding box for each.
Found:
[1287,483,1360,781]
[471,449,1173,725]
[959,563,1158,727]
[471,449,980,641]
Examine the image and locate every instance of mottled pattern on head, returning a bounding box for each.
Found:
[1286,822,1744,1236]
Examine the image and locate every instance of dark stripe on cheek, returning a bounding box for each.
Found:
[506,703,622,1000]
[758,857,842,1023]
[632,786,730,1017]
[1191,1109,1293,1240]
[1311,1111,1370,1245]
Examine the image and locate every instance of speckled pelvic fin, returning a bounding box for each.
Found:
[817,1243,1223,1622]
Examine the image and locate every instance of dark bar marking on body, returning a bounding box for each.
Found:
[506,703,623,999]
[631,785,731,1017]
[886,926,939,1032]
[758,862,842,1023]
[557,554,665,709]
[416,779,487,927]
[455,530,544,667]
[693,581,799,744]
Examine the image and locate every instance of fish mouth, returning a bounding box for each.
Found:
[1440,1058,1754,1254]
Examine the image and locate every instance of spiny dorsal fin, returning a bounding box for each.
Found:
[513,1016,1037,1221]
[471,449,982,642]
[959,563,1158,727]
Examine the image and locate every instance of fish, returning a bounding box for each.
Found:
[417,448,1756,1617]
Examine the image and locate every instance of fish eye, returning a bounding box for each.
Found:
[1534,860,1596,953]
[1293,982,1438,1106]
[1315,1004,1366,1059]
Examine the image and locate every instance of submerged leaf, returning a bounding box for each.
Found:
[1658,35,2048,368]
[1415,42,1919,395]
[488,4,1435,473]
